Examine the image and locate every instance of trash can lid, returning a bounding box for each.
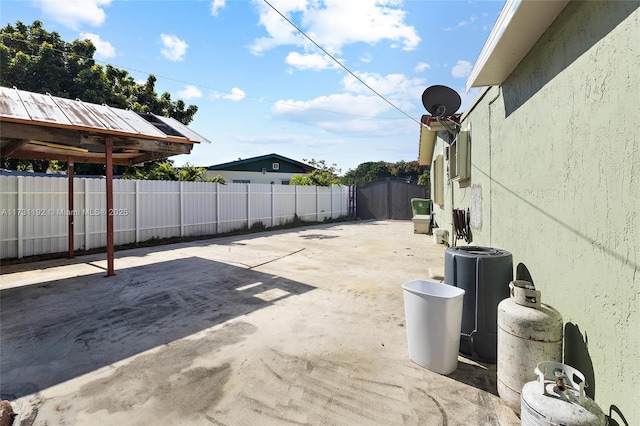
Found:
[445,246,511,257]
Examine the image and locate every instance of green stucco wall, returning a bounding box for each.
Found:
[431,1,639,419]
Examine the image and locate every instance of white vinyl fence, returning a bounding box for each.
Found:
[0,175,350,259]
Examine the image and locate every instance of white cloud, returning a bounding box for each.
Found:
[160,34,188,61]
[79,32,116,58]
[341,72,426,109]
[250,0,420,57]
[234,133,315,144]
[212,87,246,101]
[177,85,203,99]
[211,0,226,16]
[414,62,430,73]
[359,53,372,63]
[445,12,490,31]
[285,52,338,71]
[271,95,416,137]
[273,93,389,118]
[250,1,306,55]
[38,0,111,30]
[269,72,425,137]
[451,60,472,78]
[457,14,478,28]
[227,87,246,101]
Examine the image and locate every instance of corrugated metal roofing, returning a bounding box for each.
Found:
[0,87,34,120]
[0,86,210,143]
[16,89,70,124]
[0,87,213,166]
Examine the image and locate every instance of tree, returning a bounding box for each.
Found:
[178,163,225,183]
[123,161,226,183]
[289,175,312,186]
[388,160,428,183]
[1,158,32,171]
[418,170,430,186]
[341,161,393,186]
[146,162,179,181]
[0,20,199,173]
[341,160,430,186]
[289,159,342,187]
[178,163,208,182]
[0,21,91,97]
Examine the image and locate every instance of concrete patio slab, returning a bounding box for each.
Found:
[0,220,520,425]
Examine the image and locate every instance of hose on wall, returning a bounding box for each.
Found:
[452,208,472,244]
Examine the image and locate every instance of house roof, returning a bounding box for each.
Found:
[0,86,210,165]
[418,114,462,166]
[466,0,570,91]
[420,1,570,164]
[207,153,315,173]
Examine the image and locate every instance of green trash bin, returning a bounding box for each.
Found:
[411,198,431,217]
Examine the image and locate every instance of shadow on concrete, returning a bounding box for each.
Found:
[0,256,315,399]
[563,322,596,399]
[448,358,498,396]
[300,234,339,240]
[0,221,352,273]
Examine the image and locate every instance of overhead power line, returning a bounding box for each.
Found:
[262,0,423,127]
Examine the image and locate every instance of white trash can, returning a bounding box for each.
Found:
[402,279,465,375]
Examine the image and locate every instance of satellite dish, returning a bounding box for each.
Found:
[421,85,461,117]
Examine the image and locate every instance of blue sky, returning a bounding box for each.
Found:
[2,0,505,173]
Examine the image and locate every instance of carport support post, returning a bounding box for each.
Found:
[105,136,115,276]
[67,159,74,259]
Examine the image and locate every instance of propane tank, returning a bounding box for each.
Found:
[497,280,563,413]
[521,361,607,425]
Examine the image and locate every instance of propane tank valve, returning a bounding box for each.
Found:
[554,369,567,392]
[522,362,606,425]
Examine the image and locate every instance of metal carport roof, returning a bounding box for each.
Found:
[0,86,210,275]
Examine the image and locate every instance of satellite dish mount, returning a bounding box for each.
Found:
[421,85,462,141]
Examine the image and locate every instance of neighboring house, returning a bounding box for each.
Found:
[420,0,639,420]
[206,153,315,185]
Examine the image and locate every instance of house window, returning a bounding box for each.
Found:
[233,179,250,184]
[281,180,290,185]
[448,137,458,179]
[272,162,280,170]
[448,123,470,182]
[433,155,444,207]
